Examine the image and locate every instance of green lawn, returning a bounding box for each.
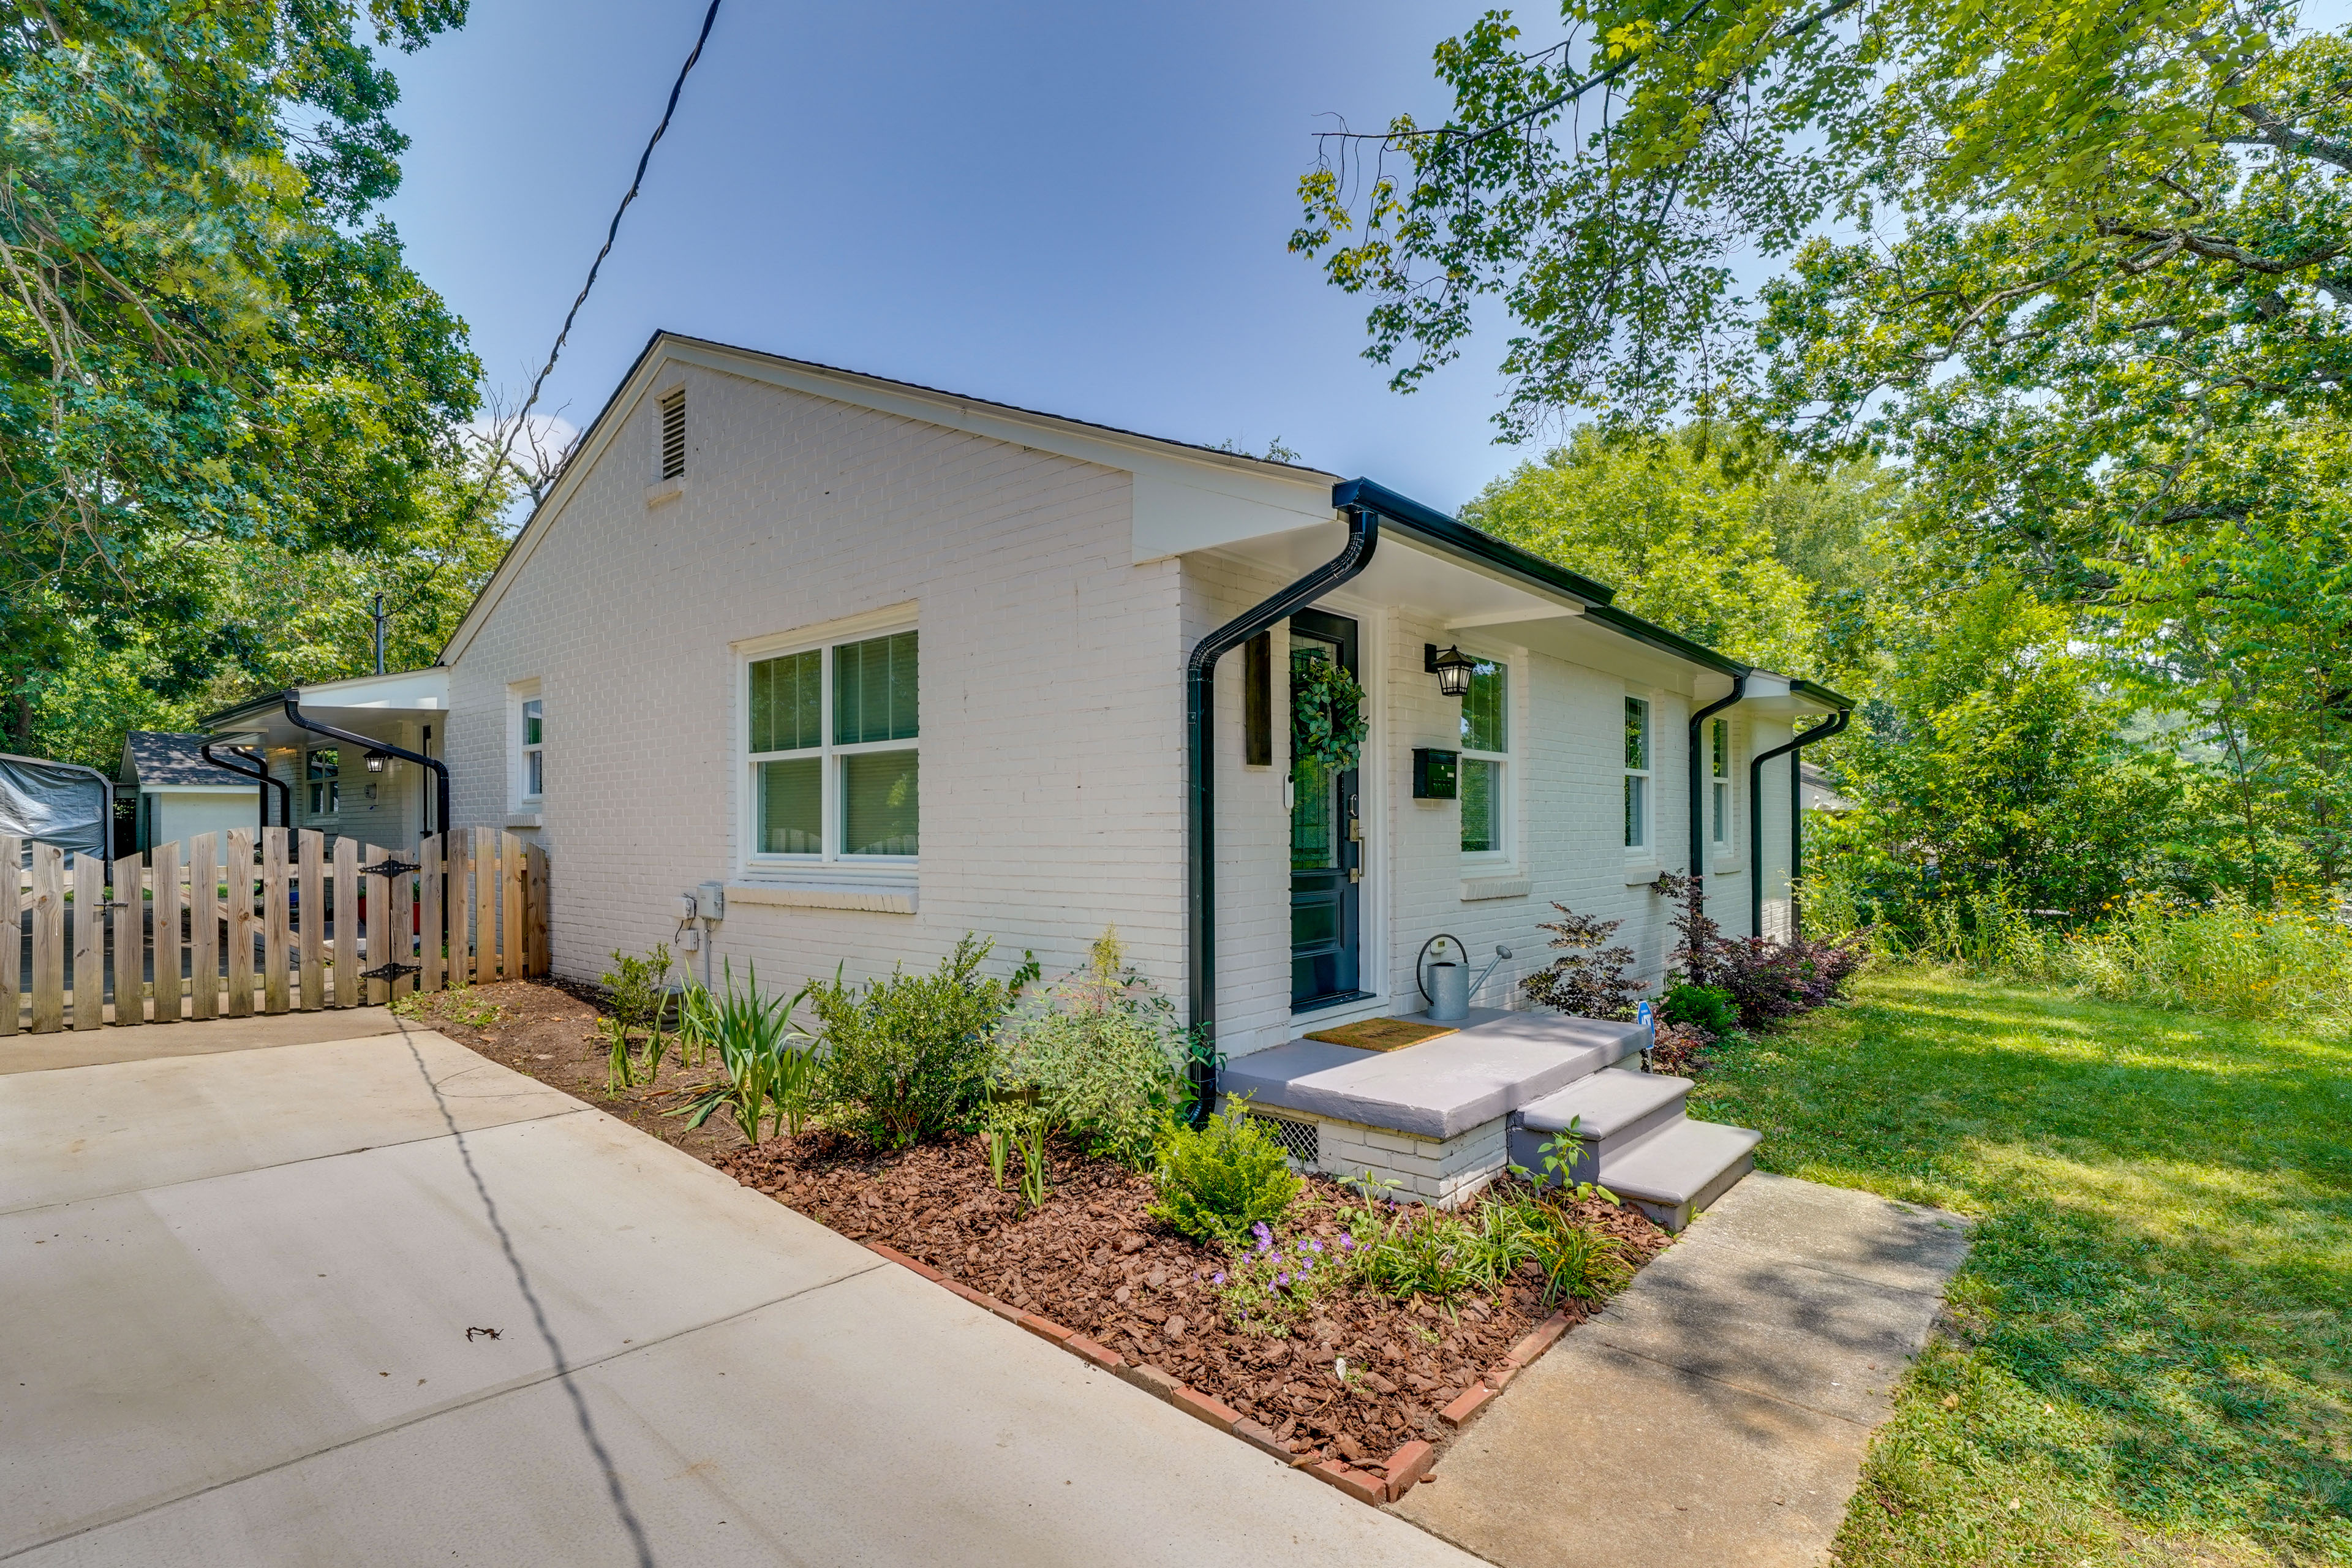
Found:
[1689,967,2352,1567]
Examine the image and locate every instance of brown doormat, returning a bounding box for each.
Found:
[1303,1017,1457,1052]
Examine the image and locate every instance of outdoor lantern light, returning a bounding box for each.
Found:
[1427,644,1477,698]
[364,748,392,774]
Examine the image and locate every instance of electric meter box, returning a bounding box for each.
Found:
[1413,747,1459,800]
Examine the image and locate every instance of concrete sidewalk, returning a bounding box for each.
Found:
[2,1020,1472,1567]
[1395,1172,1972,1568]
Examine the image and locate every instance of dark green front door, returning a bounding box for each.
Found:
[1290,609,1362,1009]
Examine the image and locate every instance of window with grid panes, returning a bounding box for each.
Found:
[1458,657,1509,859]
[1624,697,1651,849]
[748,630,918,861]
[1709,717,1731,848]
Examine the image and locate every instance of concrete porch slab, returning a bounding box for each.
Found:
[0,1006,405,1076]
[1223,1009,1643,1139]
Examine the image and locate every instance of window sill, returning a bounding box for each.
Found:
[644,477,687,508]
[1460,875,1531,902]
[728,880,918,914]
[1624,862,1661,885]
[1710,858,1744,877]
[506,812,543,829]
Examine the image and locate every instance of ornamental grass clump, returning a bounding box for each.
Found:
[1147,1099,1300,1248]
[992,927,1189,1166]
[806,935,1008,1150]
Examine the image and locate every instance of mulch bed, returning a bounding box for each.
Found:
[720,1129,1669,1467]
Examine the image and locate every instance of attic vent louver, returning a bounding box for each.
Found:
[658,389,686,480]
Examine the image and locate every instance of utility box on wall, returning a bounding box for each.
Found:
[1413,747,1458,800]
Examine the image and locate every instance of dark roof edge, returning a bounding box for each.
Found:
[1334,477,1860,701]
[1793,677,1856,710]
[1332,478,1617,608]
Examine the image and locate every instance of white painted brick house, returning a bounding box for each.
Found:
[214,332,1850,1215]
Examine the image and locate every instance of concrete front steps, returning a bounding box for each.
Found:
[1510,1068,1761,1232]
[1217,1008,1762,1226]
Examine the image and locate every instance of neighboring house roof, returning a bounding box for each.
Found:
[121,732,254,789]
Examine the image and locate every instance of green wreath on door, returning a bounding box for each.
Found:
[1291,654,1368,775]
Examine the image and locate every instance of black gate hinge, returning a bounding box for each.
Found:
[360,857,420,878]
[362,961,421,982]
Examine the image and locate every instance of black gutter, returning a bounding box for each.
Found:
[1586,603,1751,680]
[1684,675,1746,984]
[201,742,288,832]
[1187,499,1379,1119]
[1332,478,1613,606]
[282,693,450,843]
[1790,713,1850,933]
[1751,709,1850,937]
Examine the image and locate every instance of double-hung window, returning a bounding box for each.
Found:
[1458,656,1509,861]
[1623,697,1651,850]
[306,748,340,818]
[748,629,918,864]
[1709,717,1732,850]
[521,698,545,802]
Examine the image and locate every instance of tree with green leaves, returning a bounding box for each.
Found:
[1298,0,2352,890]
[1461,425,1889,669]
[1,1,483,757]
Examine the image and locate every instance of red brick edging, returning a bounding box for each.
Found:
[862,1240,1571,1506]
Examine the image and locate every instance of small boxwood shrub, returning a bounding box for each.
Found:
[1148,1099,1300,1248]
[1659,981,1741,1040]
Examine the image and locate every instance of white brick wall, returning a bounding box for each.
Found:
[1311,1112,1509,1207]
[448,361,1189,996]
[442,347,1805,1028]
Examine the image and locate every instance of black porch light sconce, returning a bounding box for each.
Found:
[1425,643,1477,698]
[364,748,394,774]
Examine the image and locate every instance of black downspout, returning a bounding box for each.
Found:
[239,745,290,829]
[202,741,278,833]
[1751,709,1849,938]
[1684,675,1746,984]
[282,693,451,845]
[1187,500,1380,1120]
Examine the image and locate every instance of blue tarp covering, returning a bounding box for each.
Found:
[0,753,110,859]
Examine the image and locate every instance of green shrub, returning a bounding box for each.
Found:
[807,935,1008,1150]
[1659,982,1740,1040]
[993,927,1188,1165]
[1148,1100,1300,1247]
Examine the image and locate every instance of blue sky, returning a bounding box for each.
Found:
[380,0,1537,515]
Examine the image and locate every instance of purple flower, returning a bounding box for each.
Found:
[1301,1261,1313,1273]
[1252,1221,1272,1243]
[1212,1272,1226,1286]
[1339,1232,1355,1250]
[1308,1240,1324,1253]
[1276,1272,1291,1287]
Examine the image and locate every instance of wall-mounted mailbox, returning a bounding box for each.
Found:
[1413,747,1458,800]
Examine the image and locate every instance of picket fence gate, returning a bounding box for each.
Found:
[4,826,548,1033]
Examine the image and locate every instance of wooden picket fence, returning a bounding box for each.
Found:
[4,826,548,1034]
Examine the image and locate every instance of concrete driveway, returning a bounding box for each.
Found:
[2,1014,1472,1567]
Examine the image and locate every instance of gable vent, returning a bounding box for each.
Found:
[658,389,686,480]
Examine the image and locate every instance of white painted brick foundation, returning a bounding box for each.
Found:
[1259,1110,1512,1209]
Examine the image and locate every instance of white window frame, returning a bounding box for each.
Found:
[511,680,543,810]
[739,608,919,879]
[1709,716,1733,850]
[305,747,341,820]
[1623,695,1652,851]
[1457,647,1515,870]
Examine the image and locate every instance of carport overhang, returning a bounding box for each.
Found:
[202,668,451,752]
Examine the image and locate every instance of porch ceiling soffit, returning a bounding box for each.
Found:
[204,669,448,752]
[440,330,1344,665]
[1200,524,1731,699]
